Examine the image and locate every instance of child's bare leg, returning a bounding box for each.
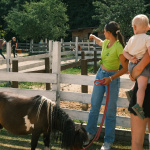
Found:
[137,76,148,107]
[148,119,150,148]
[132,52,150,79]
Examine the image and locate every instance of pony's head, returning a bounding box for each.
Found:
[73,125,88,150]
[62,120,88,150]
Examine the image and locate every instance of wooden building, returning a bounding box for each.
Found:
[71,27,105,42]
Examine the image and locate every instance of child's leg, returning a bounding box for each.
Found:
[137,76,148,107]
[148,119,150,148]
[125,82,135,101]
[132,76,148,120]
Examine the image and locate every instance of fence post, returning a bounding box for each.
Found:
[94,50,97,73]
[52,42,61,105]
[30,39,33,53]
[45,57,50,90]
[88,40,90,51]
[49,40,53,70]
[12,60,18,88]
[45,38,48,52]
[93,40,96,51]
[81,59,88,111]
[75,37,78,62]
[81,51,85,59]
[6,42,11,72]
[61,38,64,52]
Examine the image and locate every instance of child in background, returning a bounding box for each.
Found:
[123,14,150,120]
[11,37,17,58]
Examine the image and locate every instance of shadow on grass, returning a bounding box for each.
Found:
[0,129,149,150]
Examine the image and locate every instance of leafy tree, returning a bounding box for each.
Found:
[93,0,146,41]
[62,0,99,29]
[5,0,69,41]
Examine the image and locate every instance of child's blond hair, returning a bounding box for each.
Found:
[132,14,150,28]
[12,37,16,41]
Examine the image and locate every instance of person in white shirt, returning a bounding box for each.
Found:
[123,14,150,120]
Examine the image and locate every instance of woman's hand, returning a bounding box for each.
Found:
[89,34,94,41]
[102,77,112,85]
[129,74,135,81]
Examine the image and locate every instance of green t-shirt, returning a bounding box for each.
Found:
[100,39,123,70]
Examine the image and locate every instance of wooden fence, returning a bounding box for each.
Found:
[0,41,133,127]
[0,41,149,144]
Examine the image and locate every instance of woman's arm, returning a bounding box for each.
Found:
[123,50,139,64]
[89,34,103,46]
[103,54,128,85]
[132,51,150,79]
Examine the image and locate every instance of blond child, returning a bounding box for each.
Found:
[123,14,150,120]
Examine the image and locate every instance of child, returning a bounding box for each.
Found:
[11,37,17,58]
[123,14,150,120]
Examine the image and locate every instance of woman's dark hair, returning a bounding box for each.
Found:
[105,21,125,48]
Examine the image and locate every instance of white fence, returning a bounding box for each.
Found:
[0,40,100,72]
[0,41,134,129]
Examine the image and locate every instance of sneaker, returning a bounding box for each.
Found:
[132,103,145,120]
[125,89,133,102]
[100,142,112,150]
[83,132,95,146]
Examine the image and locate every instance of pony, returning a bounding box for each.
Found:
[0,92,88,150]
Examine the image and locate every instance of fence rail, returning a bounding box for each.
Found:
[0,41,134,129]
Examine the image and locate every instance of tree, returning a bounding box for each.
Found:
[62,0,99,29]
[92,0,146,41]
[5,0,69,41]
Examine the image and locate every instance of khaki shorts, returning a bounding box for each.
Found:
[128,61,150,78]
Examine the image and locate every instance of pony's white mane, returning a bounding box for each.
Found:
[36,96,55,131]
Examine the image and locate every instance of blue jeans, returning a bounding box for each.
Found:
[86,67,120,143]
[0,49,5,59]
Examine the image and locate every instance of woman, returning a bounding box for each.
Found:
[129,51,150,150]
[84,21,128,150]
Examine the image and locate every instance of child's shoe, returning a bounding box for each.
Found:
[132,104,145,120]
[125,89,133,102]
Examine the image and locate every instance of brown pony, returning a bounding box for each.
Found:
[0,92,88,150]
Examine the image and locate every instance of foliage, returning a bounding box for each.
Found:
[5,0,69,41]
[92,0,146,41]
[0,25,6,38]
[62,0,99,29]
[0,0,150,41]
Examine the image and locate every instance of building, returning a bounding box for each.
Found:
[70,27,105,42]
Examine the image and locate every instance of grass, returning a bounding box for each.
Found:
[61,65,97,74]
[0,129,149,150]
[0,129,144,150]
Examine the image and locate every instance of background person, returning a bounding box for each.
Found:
[11,37,17,58]
[0,38,6,59]
[84,21,128,150]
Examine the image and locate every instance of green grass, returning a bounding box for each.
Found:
[0,82,45,89]
[61,65,97,74]
[0,129,149,150]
